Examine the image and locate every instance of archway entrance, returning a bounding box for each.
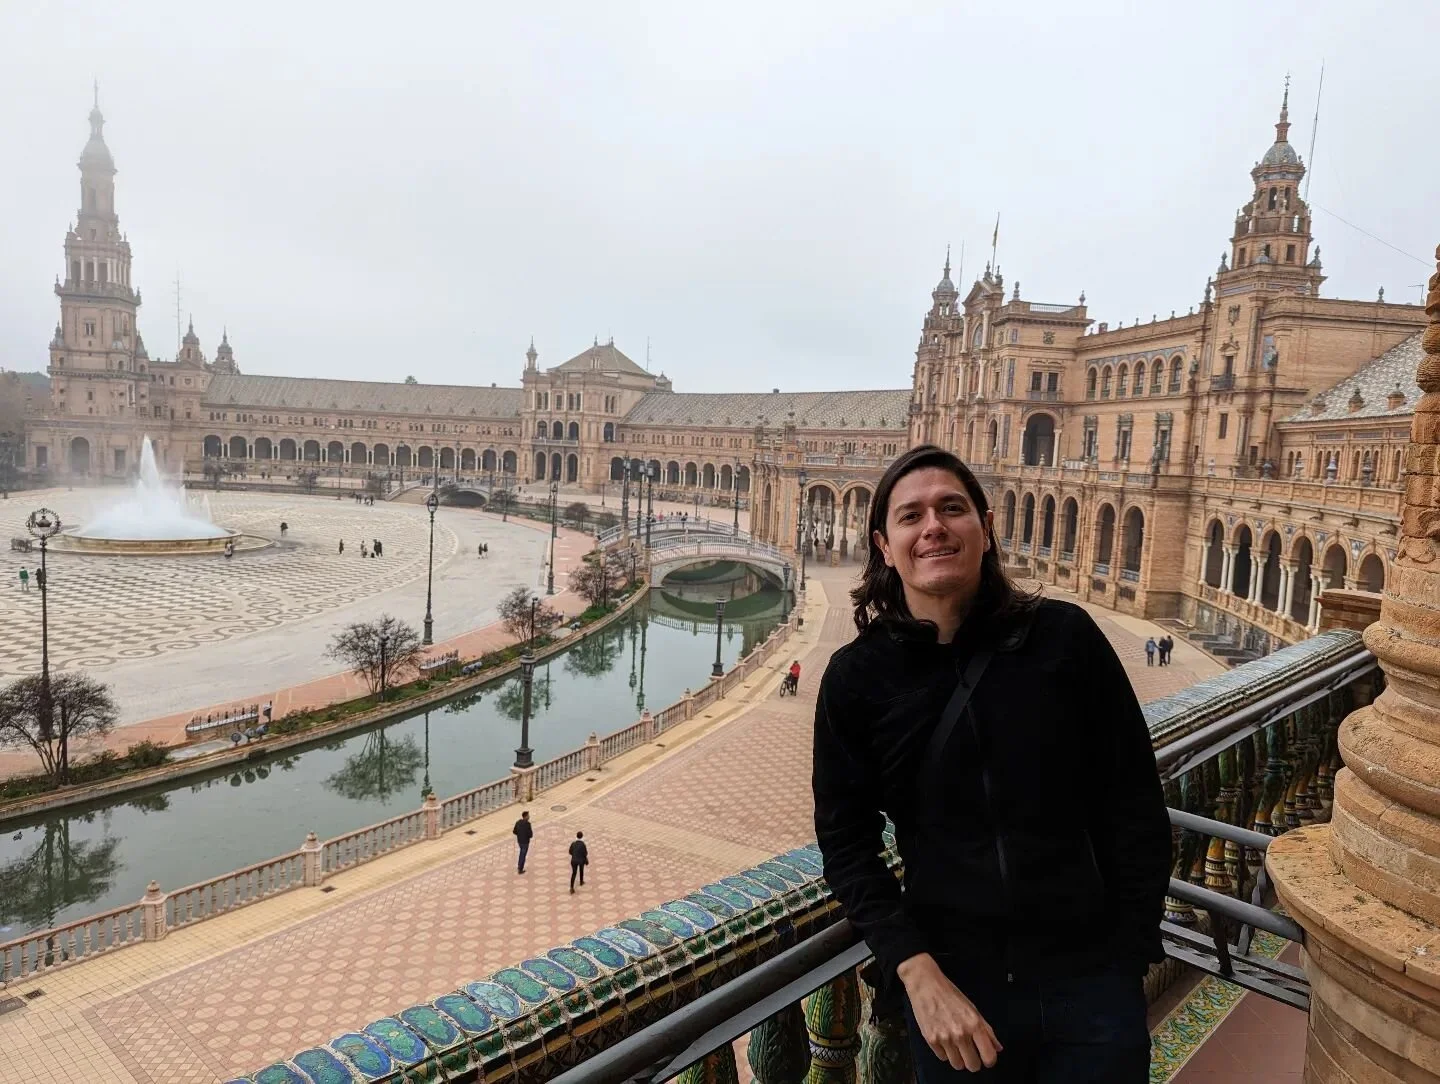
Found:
[1021,414,1056,466]
[69,436,91,475]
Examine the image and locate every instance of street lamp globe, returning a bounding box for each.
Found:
[426,491,439,515]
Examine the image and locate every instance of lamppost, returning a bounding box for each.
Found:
[547,481,558,595]
[515,653,535,769]
[711,598,727,678]
[732,460,741,536]
[634,464,644,537]
[501,472,511,522]
[645,463,656,550]
[423,490,439,644]
[421,710,432,799]
[797,468,808,591]
[378,633,390,702]
[26,508,61,766]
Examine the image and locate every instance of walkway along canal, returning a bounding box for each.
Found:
[0,581,787,942]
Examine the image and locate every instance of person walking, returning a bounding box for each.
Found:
[279,521,289,538]
[35,567,45,592]
[1159,635,1174,667]
[568,831,589,893]
[18,567,28,593]
[1144,637,1157,666]
[513,811,533,874]
[813,445,1169,1082]
[339,539,345,555]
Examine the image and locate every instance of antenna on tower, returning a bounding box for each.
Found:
[957,240,965,287]
[1304,60,1324,201]
[174,272,183,354]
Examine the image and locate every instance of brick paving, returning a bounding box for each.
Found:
[0,560,1230,1082]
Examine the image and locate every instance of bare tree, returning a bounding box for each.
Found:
[565,501,590,531]
[0,672,120,784]
[496,586,563,646]
[569,550,624,608]
[202,460,225,489]
[326,614,423,697]
[297,467,320,494]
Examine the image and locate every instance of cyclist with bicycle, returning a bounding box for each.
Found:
[784,659,801,696]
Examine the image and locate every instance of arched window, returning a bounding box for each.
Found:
[1133,363,1145,396]
[1061,498,1079,556]
[1290,537,1314,623]
[603,422,615,442]
[1095,506,1116,569]
[536,421,548,438]
[535,451,546,479]
[1204,521,1225,587]
[1169,357,1183,392]
[1002,491,1017,541]
[567,421,580,441]
[1359,553,1385,593]
[1150,360,1163,393]
[1116,364,1128,398]
[566,454,578,482]
[1040,496,1055,549]
[1086,369,1098,400]
[1101,367,1113,398]
[1121,508,1144,573]
[1021,494,1036,543]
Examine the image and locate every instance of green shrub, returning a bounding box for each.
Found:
[125,740,170,769]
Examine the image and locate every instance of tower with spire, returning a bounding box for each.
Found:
[50,88,145,432]
[1221,79,1323,294]
[909,250,965,445]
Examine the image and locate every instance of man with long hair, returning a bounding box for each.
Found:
[813,445,1170,1081]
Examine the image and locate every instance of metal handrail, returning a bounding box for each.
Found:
[550,808,1310,1084]
[1153,646,1376,781]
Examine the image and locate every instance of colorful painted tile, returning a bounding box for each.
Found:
[292,1047,357,1084]
[617,916,676,947]
[661,899,717,930]
[329,1033,392,1080]
[434,993,496,1036]
[722,874,772,901]
[759,859,806,885]
[642,908,696,938]
[778,849,823,876]
[700,882,753,910]
[522,955,578,992]
[252,1067,309,1084]
[548,945,602,980]
[685,891,736,919]
[572,936,627,970]
[364,1018,429,1065]
[743,867,790,894]
[596,926,652,959]
[398,1005,460,1049]
[464,980,525,1020]
[492,967,551,1004]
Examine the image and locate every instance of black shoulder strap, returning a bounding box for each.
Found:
[922,607,1039,769]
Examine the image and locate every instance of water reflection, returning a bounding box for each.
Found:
[0,581,788,937]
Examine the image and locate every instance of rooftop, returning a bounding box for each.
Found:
[203,374,525,418]
[624,389,911,431]
[1281,331,1423,423]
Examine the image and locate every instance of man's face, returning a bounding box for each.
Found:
[874,467,991,602]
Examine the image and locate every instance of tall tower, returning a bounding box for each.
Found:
[1221,83,1323,293]
[50,89,142,422]
[909,251,962,446]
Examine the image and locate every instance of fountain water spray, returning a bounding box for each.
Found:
[73,436,232,541]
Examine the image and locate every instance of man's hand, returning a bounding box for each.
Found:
[896,953,1002,1073]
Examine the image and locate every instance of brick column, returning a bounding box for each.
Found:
[1221,545,1235,593]
[422,792,440,839]
[585,732,602,770]
[1279,561,1296,616]
[511,766,536,804]
[1268,244,1440,1082]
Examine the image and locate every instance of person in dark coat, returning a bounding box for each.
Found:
[813,445,1170,1082]
[513,811,533,874]
[568,831,589,892]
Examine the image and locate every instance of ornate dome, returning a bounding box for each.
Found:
[1261,140,1300,167]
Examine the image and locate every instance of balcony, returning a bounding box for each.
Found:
[1093,561,1111,575]
[1026,389,1061,402]
[245,632,1371,1084]
[1018,540,1032,555]
[1120,568,1141,582]
[1211,373,1235,391]
[1037,544,1052,557]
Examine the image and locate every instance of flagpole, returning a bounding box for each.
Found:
[990,213,999,273]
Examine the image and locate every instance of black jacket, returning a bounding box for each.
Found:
[569,840,589,866]
[513,818,533,844]
[812,598,1170,982]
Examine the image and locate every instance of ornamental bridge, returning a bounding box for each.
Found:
[598,520,795,590]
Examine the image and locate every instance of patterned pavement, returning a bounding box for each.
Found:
[0,561,1228,1082]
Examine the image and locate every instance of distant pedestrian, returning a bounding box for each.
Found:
[478,542,483,559]
[514,811,533,874]
[18,568,28,592]
[482,543,488,557]
[374,539,383,557]
[339,539,345,555]
[35,567,45,592]
[569,831,589,892]
[279,521,289,538]
[360,541,368,558]
[1159,635,1174,667]
[1144,637,1157,666]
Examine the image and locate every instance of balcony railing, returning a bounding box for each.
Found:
[1093,561,1111,575]
[240,632,1373,1083]
[1026,389,1061,401]
[1037,544,1052,557]
[1120,568,1140,582]
[1018,540,1032,554]
[1060,549,1075,562]
[1212,373,1235,391]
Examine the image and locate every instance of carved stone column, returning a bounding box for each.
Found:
[1267,245,1440,1082]
[747,1002,810,1084]
[804,970,861,1084]
[678,1045,740,1084]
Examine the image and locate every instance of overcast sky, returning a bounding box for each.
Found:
[1,1,1435,394]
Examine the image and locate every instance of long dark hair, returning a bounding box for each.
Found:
[851,444,1035,633]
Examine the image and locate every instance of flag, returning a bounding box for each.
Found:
[992,213,1000,249]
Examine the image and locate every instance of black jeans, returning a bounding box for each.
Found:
[903,964,1150,1083]
[570,862,585,889]
[517,840,529,873]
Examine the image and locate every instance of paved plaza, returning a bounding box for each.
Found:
[0,487,580,729]
[0,560,1230,1083]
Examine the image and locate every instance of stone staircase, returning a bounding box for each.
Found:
[1156,619,1265,668]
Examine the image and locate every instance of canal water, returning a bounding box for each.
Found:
[0,571,785,939]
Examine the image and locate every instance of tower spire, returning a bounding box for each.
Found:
[1275,73,1292,144]
[944,243,951,278]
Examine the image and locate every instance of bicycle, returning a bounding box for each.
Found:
[779,674,798,697]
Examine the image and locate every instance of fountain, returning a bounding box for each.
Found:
[57,437,250,555]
